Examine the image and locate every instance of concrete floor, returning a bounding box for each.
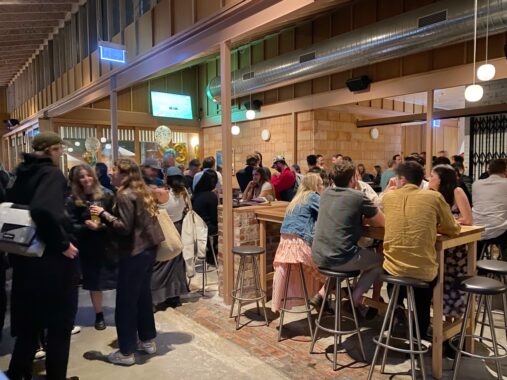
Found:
[1,268,507,379]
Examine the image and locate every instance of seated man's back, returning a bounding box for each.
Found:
[382,185,460,281]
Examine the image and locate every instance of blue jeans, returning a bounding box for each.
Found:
[116,248,156,354]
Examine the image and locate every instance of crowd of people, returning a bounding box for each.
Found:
[0,131,506,378]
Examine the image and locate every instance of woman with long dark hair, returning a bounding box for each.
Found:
[151,167,189,309]
[67,164,116,330]
[243,166,275,201]
[429,164,472,319]
[90,159,164,366]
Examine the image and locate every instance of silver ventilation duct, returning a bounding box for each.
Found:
[207,0,507,101]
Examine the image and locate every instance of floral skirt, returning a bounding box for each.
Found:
[443,244,468,318]
[271,235,326,312]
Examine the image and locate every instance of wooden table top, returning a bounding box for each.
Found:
[255,206,485,241]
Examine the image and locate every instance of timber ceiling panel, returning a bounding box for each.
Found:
[0,0,77,86]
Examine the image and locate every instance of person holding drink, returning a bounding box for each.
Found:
[66,164,116,331]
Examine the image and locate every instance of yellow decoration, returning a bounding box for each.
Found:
[174,143,188,164]
[82,151,93,164]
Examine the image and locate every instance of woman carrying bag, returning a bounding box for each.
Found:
[89,159,164,366]
[151,167,189,309]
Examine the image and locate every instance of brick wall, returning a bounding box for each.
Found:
[203,110,403,177]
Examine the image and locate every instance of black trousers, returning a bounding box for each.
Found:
[387,272,437,338]
[0,253,7,339]
[7,326,72,380]
[116,248,157,355]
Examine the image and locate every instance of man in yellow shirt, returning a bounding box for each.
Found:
[382,161,461,337]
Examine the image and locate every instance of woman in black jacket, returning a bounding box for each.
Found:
[6,132,79,380]
[192,170,219,264]
[90,159,164,366]
[67,164,116,330]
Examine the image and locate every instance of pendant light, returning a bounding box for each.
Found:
[477,0,496,81]
[464,0,483,102]
[245,43,256,120]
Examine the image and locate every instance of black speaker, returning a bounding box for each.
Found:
[345,75,372,92]
[243,99,263,111]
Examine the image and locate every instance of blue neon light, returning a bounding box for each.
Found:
[99,46,126,63]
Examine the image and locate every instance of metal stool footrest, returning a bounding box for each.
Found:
[231,288,266,303]
[449,334,507,360]
[279,296,314,314]
[373,335,429,355]
[314,315,359,336]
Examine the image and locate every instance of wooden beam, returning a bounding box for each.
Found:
[425,91,434,176]
[357,113,426,128]
[220,41,233,305]
[357,103,507,128]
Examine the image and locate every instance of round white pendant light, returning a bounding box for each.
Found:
[477,63,496,81]
[100,137,107,143]
[231,124,241,135]
[67,147,74,153]
[246,109,256,120]
[105,143,112,149]
[464,84,484,102]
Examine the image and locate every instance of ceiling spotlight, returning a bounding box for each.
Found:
[477,63,496,81]
[100,137,107,143]
[231,124,241,135]
[246,110,256,120]
[464,84,484,102]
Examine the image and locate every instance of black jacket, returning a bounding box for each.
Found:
[7,153,78,334]
[236,166,254,193]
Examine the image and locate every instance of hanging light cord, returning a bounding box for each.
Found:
[472,0,478,84]
[485,0,490,64]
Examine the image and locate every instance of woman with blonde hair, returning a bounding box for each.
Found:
[66,164,116,331]
[90,159,164,366]
[271,173,327,313]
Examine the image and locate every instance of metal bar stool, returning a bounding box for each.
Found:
[278,263,314,341]
[309,268,365,371]
[475,260,507,340]
[368,274,429,380]
[229,245,269,330]
[450,276,507,380]
[194,234,219,296]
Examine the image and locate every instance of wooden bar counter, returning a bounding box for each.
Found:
[253,204,484,380]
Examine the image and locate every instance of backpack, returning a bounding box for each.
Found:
[181,194,208,278]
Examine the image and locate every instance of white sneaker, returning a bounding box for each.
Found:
[71,326,81,335]
[34,349,46,360]
[137,340,157,355]
[107,350,135,366]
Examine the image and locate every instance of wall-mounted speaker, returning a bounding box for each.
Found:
[345,75,372,92]
[243,99,263,111]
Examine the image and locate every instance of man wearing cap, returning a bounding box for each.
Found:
[271,155,296,201]
[141,158,164,187]
[6,131,79,380]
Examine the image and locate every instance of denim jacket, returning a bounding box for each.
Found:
[280,192,320,245]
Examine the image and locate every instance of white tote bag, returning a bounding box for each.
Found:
[181,196,208,278]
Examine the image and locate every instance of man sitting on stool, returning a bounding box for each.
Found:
[312,161,385,316]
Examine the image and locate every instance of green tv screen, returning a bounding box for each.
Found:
[151,91,193,119]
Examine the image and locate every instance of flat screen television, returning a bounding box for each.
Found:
[150,91,193,119]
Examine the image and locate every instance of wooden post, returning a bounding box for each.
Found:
[292,112,297,165]
[220,41,233,305]
[425,90,434,176]
[110,76,119,163]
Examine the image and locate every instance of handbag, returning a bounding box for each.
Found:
[181,193,208,278]
[0,202,45,258]
[156,208,183,262]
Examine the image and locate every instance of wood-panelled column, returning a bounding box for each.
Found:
[111,76,119,163]
[425,90,434,176]
[220,41,233,305]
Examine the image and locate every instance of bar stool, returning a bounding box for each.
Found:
[367,274,429,380]
[309,268,365,371]
[475,260,507,340]
[451,276,507,380]
[194,234,219,296]
[277,263,314,342]
[229,245,269,330]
